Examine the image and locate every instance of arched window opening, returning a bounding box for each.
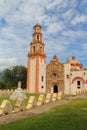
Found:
[37,35,39,40]
[41,76,44,82]
[77,81,81,89]
[33,46,35,53]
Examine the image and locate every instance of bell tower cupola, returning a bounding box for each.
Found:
[33,24,42,42]
[30,23,45,55]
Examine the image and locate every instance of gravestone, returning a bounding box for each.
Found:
[45,93,52,103]
[10,81,26,100]
[13,99,25,113]
[26,96,36,109]
[0,100,12,116]
[58,91,62,99]
[52,93,57,102]
[37,94,45,106]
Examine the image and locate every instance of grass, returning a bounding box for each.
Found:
[0,98,87,130]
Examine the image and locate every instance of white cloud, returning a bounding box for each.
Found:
[43,0,62,10]
[71,15,87,25]
[0,0,87,69]
[0,58,17,71]
[62,30,87,39]
[62,9,76,22]
[46,22,65,34]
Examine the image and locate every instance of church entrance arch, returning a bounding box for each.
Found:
[53,85,58,93]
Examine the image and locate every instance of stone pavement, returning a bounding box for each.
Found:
[0,95,86,125]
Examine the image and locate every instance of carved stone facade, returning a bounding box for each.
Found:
[46,55,64,93]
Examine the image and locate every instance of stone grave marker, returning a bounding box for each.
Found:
[26,96,36,109]
[52,93,57,102]
[37,94,45,106]
[0,100,12,116]
[58,91,62,99]
[45,93,52,103]
[13,99,25,113]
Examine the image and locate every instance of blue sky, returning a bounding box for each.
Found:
[0,0,87,71]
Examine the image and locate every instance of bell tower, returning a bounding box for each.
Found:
[27,24,46,93]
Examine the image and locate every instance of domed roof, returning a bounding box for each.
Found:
[69,56,83,71]
[33,23,42,28]
[70,56,80,64]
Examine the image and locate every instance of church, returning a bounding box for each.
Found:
[27,24,87,94]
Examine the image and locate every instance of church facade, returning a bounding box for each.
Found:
[27,24,87,94]
[46,55,64,93]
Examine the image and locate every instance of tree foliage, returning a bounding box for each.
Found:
[0,80,6,89]
[1,65,27,89]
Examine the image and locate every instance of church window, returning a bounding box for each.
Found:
[66,74,69,79]
[41,86,44,88]
[41,76,44,82]
[33,46,35,53]
[37,35,39,40]
[77,81,81,89]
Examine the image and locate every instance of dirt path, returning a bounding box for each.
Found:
[0,95,86,125]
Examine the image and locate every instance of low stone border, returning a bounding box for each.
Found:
[0,95,86,125]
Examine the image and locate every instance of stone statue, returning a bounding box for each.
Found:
[18,81,21,88]
[10,81,26,100]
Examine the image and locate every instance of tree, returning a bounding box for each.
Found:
[0,80,6,89]
[2,65,27,89]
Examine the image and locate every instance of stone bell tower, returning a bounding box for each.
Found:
[27,23,46,93]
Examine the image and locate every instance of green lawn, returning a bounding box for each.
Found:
[0,98,87,130]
